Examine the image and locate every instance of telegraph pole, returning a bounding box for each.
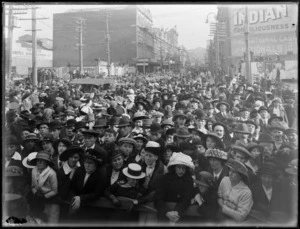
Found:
[19,6,47,86]
[5,5,27,81]
[103,9,112,77]
[245,5,251,84]
[75,18,86,75]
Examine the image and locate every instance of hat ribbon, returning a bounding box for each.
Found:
[127,167,142,177]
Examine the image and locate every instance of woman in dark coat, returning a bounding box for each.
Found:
[153,152,195,224]
[56,146,83,221]
[68,148,107,221]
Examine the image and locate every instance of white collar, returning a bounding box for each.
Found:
[11,152,21,161]
[213,168,223,178]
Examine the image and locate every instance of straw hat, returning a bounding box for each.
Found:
[30,151,54,167]
[144,141,161,156]
[22,152,38,169]
[122,163,145,179]
[167,152,195,170]
[205,148,228,161]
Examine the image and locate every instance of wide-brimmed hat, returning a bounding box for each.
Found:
[81,129,99,137]
[247,142,264,152]
[132,112,148,122]
[258,106,268,113]
[225,158,249,181]
[284,128,298,136]
[142,118,153,128]
[152,111,164,118]
[216,101,230,110]
[257,162,277,177]
[59,145,84,161]
[244,119,258,128]
[23,133,39,143]
[118,137,137,148]
[268,122,288,132]
[149,123,163,134]
[65,119,77,128]
[144,141,160,156]
[73,121,89,132]
[30,151,54,167]
[205,148,227,161]
[117,117,133,128]
[172,112,188,121]
[175,127,192,138]
[84,148,103,165]
[233,123,251,134]
[132,133,148,144]
[161,119,174,128]
[110,150,124,161]
[36,121,50,129]
[201,132,224,150]
[194,171,213,187]
[93,118,109,129]
[5,166,24,177]
[167,152,195,170]
[123,163,145,179]
[53,138,72,150]
[7,136,20,146]
[194,111,208,120]
[49,120,62,130]
[285,159,298,175]
[22,152,38,169]
[232,145,254,159]
[109,116,121,126]
[40,133,54,143]
[268,115,283,124]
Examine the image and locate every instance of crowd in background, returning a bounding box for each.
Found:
[4,70,298,226]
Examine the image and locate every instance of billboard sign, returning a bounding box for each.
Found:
[228,4,298,57]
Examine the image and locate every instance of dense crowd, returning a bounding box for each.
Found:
[4,70,298,226]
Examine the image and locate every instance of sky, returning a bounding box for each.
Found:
[5,3,218,49]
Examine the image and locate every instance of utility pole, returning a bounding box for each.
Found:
[75,18,86,75]
[5,5,27,81]
[143,37,146,75]
[102,9,112,77]
[19,6,47,86]
[245,5,251,84]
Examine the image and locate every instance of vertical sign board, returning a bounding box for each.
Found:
[228,4,298,57]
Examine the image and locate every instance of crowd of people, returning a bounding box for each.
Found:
[4,70,298,226]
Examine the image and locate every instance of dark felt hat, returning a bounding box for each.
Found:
[81,129,99,137]
[84,148,103,165]
[65,119,77,128]
[150,123,163,134]
[73,121,89,131]
[93,118,109,129]
[216,101,230,110]
[59,145,84,161]
[53,138,72,150]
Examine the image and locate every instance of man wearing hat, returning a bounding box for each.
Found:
[233,123,252,145]
[203,102,215,119]
[40,133,55,157]
[138,141,165,205]
[152,111,164,124]
[116,116,133,143]
[64,119,78,144]
[5,136,23,169]
[268,122,288,153]
[257,133,275,163]
[283,95,297,128]
[49,120,63,141]
[81,130,109,165]
[214,101,232,123]
[258,106,270,133]
[284,128,298,149]
[93,118,109,146]
[149,123,165,153]
[173,112,188,128]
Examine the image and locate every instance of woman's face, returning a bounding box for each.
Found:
[135,120,143,128]
[127,177,137,187]
[84,158,97,174]
[251,147,261,158]
[144,151,158,166]
[209,158,222,171]
[247,124,256,135]
[206,137,216,149]
[261,174,273,188]
[234,151,247,164]
[175,165,187,177]
[214,126,225,138]
[135,139,144,150]
[229,169,241,184]
[42,141,53,152]
[111,155,124,170]
[104,132,116,144]
[36,159,48,171]
[68,153,80,168]
[6,144,16,158]
[57,142,67,155]
[196,144,206,154]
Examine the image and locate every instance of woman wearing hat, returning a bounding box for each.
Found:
[192,171,219,221]
[246,143,264,176]
[20,133,42,161]
[105,163,145,206]
[205,149,229,190]
[131,112,147,135]
[201,132,225,151]
[268,97,288,125]
[205,117,216,132]
[56,145,83,221]
[68,148,107,220]
[215,101,232,123]
[153,152,195,224]
[217,159,253,222]
[132,133,148,164]
[251,162,285,222]
[52,138,72,172]
[29,151,59,223]
[137,141,166,205]
[118,137,138,166]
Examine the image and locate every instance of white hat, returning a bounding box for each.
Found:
[22,152,38,169]
[127,94,135,102]
[167,152,195,170]
[122,163,145,179]
[145,141,160,148]
[128,89,135,95]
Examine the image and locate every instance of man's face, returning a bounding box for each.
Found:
[260,110,269,119]
[39,124,49,135]
[66,126,75,137]
[21,130,30,140]
[84,135,96,147]
[287,133,297,144]
[119,126,130,137]
[50,128,61,139]
[214,125,225,138]
[104,132,116,144]
[271,129,283,141]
